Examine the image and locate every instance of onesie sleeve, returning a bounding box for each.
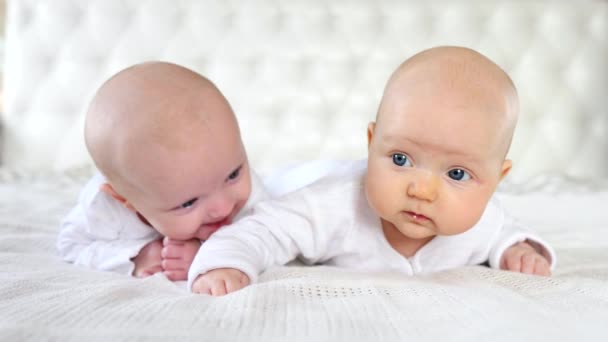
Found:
[188,180,350,291]
[232,170,270,221]
[56,173,160,275]
[486,198,557,271]
[262,159,364,197]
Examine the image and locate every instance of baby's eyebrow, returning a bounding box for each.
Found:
[381,134,482,161]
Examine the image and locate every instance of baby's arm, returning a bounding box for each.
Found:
[187,208,304,294]
[188,187,340,294]
[57,175,161,275]
[57,202,161,275]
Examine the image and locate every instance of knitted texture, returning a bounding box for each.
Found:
[1,173,607,341]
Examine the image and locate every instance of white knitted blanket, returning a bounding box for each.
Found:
[1,171,607,341]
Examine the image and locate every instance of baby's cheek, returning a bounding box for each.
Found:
[233,184,252,214]
[154,224,179,239]
[443,201,485,235]
[153,217,192,240]
[235,199,247,216]
[364,177,382,212]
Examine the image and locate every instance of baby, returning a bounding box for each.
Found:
[57,62,330,280]
[189,46,556,295]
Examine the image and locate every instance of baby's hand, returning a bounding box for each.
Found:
[132,239,164,277]
[500,241,551,276]
[191,268,250,296]
[161,237,202,281]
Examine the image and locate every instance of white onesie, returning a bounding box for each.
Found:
[57,171,268,274]
[57,160,350,275]
[188,161,556,289]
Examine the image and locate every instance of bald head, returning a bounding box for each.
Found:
[376,46,519,157]
[85,61,240,190]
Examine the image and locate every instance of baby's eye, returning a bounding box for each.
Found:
[392,153,412,167]
[447,168,471,181]
[180,198,197,209]
[227,166,242,181]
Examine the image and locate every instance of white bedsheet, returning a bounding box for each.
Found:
[1,170,607,341]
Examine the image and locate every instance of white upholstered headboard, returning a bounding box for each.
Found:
[2,0,607,182]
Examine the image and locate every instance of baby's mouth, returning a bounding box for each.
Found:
[404,211,430,223]
[204,216,232,231]
[194,216,234,240]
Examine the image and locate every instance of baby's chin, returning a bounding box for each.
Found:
[392,219,437,239]
[400,229,436,241]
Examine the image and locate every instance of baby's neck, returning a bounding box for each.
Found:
[381,220,434,258]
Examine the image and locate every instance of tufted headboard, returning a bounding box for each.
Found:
[2,0,607,181]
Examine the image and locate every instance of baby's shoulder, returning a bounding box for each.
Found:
[78,173,107,204]
[77,173,126,216]
[298,168,366,204]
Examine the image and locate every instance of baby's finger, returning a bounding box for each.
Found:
[164,270,187,281]
[505,254,522,273]
[535,260,552,277]
[225,276,247,293]
[239,272,250,287]
[499,257,507,270]
[210,280,228,296]
[163,236,185,246]
[192,280,212,295]
[139,271,152,278]
[162,258,185,271]
[138,265,163,278]
[520,254,536,274]
[162,244,183,259]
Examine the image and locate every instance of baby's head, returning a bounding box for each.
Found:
[365,46,518,242]
[85,61,251,241]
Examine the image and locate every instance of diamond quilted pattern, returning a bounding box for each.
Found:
[1,0,606,182]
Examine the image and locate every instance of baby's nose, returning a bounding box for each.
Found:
[206,193,235,220]
[406,171,439,201]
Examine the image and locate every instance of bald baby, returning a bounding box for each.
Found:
[365,46,549,274]
[190,46,552,296]
[376,46,518,161]
[85,62,243,202]
[367,46,521,248]
[62,61,255,280]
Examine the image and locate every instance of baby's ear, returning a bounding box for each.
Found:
[499,159,512,181]
[100,183,137,212]
[367,122,376,148]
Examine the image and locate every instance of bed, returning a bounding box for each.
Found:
[1,0,607,340]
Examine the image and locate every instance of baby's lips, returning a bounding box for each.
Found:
[208,216,232,229]
[196,217,230,240]
[404,210,431,222]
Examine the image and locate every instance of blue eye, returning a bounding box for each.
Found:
[227,166,242,181]
[392,153,412,167]
[447,168,471,181]
[180,198,197,209]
